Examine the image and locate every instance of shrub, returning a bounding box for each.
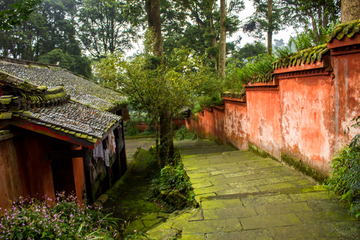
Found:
[125,121,139,136]
[174,126,195,141]
[327,115,360,219]
[147,163,195,210]
[0,192,119,239]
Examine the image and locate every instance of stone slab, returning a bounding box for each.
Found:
[201,199,243,209]
[203,206,257,219]
[255,202,313,215]
[240,213,302,230]
[269,223,341,239]
[206,229,273,240]
[182,218,242,234]
[241,194,293,206]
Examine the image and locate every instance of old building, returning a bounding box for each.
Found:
[0,57,127,210]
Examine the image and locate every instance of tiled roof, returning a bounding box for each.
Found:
[327,19,360,43]
[273,44,329,70]
[0,58,126,111]
[15,101,120,142]
[0,70,121,145]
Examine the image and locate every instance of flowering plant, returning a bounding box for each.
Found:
[0,192,119,239]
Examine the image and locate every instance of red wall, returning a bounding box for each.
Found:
[224,101,248,150]
[213,107,226,144]
[186,37,360,175]
[247,88,282,159]
[332,53,360,148]
[279,75,334,172]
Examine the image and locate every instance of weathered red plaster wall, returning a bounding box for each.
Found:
[185,114,204,137]
[202,108,215,140]
[213,108,226,144]
[332,53,360,150]
[247,89,282,159]
[279,75,334,172]
[224,102,249,150]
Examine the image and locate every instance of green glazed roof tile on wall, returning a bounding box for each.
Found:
[327,19,360,42]
[222,89,246,99]
[273,44,329,70]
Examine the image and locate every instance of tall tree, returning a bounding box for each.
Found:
[145,0,163,57]
[243,0,290,55]
[162,0,243,71]
[0,0,41,30]
[0,0,92,78]
[218,0,226,78]
[77,0,139,58]
[341,0,360,23]
[288,0,340,45]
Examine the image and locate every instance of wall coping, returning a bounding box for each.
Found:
[245,85,279,92]
[212,105,225,112]
[273,55,330,75]
[327,31,360,49]
[327,34,360,56]
[202,106,212,112]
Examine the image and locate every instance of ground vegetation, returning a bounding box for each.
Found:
[327,115,360,219]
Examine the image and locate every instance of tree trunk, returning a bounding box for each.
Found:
[341,0,360,23]
[209,15,218,70]
[267,0,273,55]
[218,0,226,79]
[159,110,174,166]
[145,0,163,57]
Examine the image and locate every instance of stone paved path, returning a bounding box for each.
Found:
[125,136,156,162]
[148,139,359,240]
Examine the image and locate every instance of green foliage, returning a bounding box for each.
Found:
[123,231,151,240]
[0,0,41,30]
[174,125,195,141]
[287,0,340,45]
[93,46,222,136]
[0,0,91,78]
[147,162,195,210]
[140,125,156,136]
[227,41,267,68]
[77,0,140,58]
[0,192,120,239]
[161,0,244,70]
[231,54,275,85]
[125,121,139,136]
[327,115,360,219]
[39,49,92,78]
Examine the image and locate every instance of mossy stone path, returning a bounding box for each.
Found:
[147,139,359,240]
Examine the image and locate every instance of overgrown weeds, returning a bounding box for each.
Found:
[174,126,196,141]
[146,150,195,211]
[326,115,360,219]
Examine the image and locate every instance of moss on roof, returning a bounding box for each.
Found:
[0,60,127,111]
[327,19,360,42]
[273,44,329,70]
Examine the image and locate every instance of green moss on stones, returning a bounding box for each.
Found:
[281,152,328,183]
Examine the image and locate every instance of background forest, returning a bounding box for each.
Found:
[0,0,341,79]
